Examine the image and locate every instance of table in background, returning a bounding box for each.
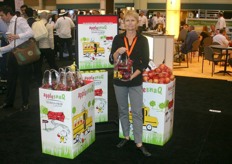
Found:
[210,45,232,76]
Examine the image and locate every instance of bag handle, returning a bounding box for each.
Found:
[42,69,59,89]
[14,17,18,48]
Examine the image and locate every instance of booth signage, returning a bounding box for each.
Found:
[76,15,118,70]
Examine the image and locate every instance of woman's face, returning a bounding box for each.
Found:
[124,15,138,31]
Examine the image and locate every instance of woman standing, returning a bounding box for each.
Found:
[109,10,151,157]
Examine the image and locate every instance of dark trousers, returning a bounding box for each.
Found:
[58,37,73,58]
[0,53,7,80]
[5,53,31,106]
[54,34,59,57]
[0,39,8,80]
[33,48,58,86]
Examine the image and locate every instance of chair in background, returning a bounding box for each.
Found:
[211,42,225,65]
[174,42,182,66]
[202,46,226,76]
[189,39,201,63]
[180,47,190,68]
[198,36,213,62]
[177,29,188,42]
[211,41,221,52]
[174,42,189,68]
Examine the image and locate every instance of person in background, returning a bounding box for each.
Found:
[86,10,92,15]
[33,9,39,21]
[54,10,75,60]
[0,18,8,82]
[109,10,151,157]
[79,11,84,15]
[181,25,199,54]
[213,29,231,47]
[48,14,59,58]
[37,11,58,86]
[92,10,100,15]
[25,7,40,87]
[200,25,210,46]
[71,10,78,24]
[20,4,28,18]
[151,12,157,30]
[0,6,34,111]
[177,23,189,42]
[209,24,216,37]
[48,14,58,28]
[215,12,226,30]
[213,29,232,62]
[15,11,21,17]
[138,10,148,33]
[153,12,165,31]
[25,7,36,27]
[118,11,125,33]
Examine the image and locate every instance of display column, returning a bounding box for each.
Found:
[134,0,147,10]
[100,0,114,14]
[38,0,45,9]
[166,0,181,39]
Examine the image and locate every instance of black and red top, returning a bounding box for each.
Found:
[109,32,149,87]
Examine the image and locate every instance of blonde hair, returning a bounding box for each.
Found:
[202,25,208,32]
[124,10,139,23]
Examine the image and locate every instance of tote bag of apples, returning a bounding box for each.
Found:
[113,52,133,81]
[142,63,175,84]
[41,63,84,91]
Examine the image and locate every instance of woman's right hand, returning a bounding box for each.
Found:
[114,47,127,61]
[117,47,127,55]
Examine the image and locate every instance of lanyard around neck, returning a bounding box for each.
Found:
[124,36,137,57]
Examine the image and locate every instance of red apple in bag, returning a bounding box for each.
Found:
[42,83,50,89]
[57,83,66,91]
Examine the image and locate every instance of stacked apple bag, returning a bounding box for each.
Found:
[142,63,175,84]
[41,66,85,91]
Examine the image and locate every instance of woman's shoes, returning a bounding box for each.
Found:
[116,138,129,148]
[137,145,152,157]
[117,139,152,157]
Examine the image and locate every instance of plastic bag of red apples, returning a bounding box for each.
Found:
[142,63,175,84]
[41,67,84,91]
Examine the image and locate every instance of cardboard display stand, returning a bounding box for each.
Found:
[81,70,108,123]
[39,82,95,159]
[76,15,118,70]
[119,80,175,146]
